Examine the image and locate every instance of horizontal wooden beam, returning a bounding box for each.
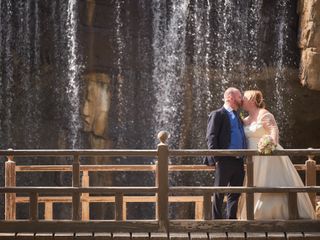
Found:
[2,186,320,195]
[1,148,320,158]
[169,148,320,157]
[16,195,204,203]
[169,186,320,194]
[16,165,157,172]
[15,165,215,172]
[14,164,319,172]
[0,220,159,233]
[0,187,158,194]
[168,220,320,233]
[169,148,320,156]
[0,220,319,233]
[0,149,157,157]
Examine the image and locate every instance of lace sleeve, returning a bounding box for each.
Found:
[260,112,279,145]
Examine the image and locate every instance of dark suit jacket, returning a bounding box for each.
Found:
[204,107,232,166]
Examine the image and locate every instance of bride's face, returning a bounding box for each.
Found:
[242,96,253,111]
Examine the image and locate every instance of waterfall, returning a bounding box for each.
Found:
[0,0,304,219]
[248,0,263,83]
[215,0,233,89]
[1,1,14,147]
[29,0,41,147]
[66,0,81,148]
[0,0,82,149]
[152,0,190,147]
[273,0,291,137]
[0,0,3,134]
[115,0,126,147]
[0,0,300,150]
[189,0,213,147]
[213,1,263,90]
[17,0,41,147]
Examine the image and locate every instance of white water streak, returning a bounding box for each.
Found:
[115,0,126,146]
[274,0,290,134]
[204,0,212,111]
[4,1,13,146]
[67,0,81,148]
[152,0,190,144]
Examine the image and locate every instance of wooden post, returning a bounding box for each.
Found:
[81,170,90,220]
[155,161,158,221]
[72,154,81,220]
[5,151,16,220]
[115,193,123,221]
[246,156,254,220]
[202,193,212,220]
[29,192,38,221]
[123,199,127,220]
[195,201,203,220]
[288,192,298,220]
[156,131,169,232]
[305,152,316,209]
[44,202,53,220]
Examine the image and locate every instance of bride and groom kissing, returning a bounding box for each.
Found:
[204,87,316,220]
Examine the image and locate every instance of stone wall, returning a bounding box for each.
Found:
[298,0,320,90]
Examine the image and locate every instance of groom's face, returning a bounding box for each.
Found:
[232,91,243,110]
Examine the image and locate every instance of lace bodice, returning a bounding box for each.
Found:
[244,112,279,149]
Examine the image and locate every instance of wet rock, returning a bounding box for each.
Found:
[298,0,320,90]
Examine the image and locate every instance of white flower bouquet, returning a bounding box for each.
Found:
[257,135,276,155]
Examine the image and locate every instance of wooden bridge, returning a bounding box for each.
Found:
[0,133,320,239]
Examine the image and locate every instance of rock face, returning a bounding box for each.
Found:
[83,73,111,139]
[298,0,320,90]
[79,0,114,152]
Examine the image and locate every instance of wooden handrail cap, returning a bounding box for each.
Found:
[157,131,170,144]
[307,147,315,160]
[6,148,14,162]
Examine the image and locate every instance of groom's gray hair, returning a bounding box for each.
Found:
[224,87,240,101]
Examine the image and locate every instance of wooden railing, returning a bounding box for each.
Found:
[7,160,320,221]
[0,132,320,234]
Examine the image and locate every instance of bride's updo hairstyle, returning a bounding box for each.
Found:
[244,90,265,109]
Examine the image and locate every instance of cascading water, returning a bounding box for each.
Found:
[29,0,41,147]
[66,0,82,148]
[213,0,264,91]
[187,0,213,147]
[248,0,263,82]
[114,0,126,147]
[272,0,292,139]
[0,1,300,150]
[215,0,233,89]
[17,0,42,147]
[1,1,14,148]
[0,0,82,149]
[0,0,302,219]
[152,0,190,148]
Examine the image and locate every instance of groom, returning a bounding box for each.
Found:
[204,87,246,219]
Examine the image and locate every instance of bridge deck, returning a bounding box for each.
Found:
[1,232,320,240]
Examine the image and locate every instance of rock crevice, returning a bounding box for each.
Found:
[298,0,320,90]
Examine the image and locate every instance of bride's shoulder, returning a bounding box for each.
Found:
[259,109,269,115]
[258,109,276,123]
[259,109,274,118]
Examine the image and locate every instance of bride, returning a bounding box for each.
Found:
[238,90,316,220]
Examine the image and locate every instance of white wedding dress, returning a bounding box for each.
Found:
[238,112,316,220]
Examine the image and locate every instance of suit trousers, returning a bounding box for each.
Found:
[212,158,244,219]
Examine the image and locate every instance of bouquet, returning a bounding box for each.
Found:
[257,135,276,155]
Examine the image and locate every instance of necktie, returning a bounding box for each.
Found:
[233,111,247,149]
